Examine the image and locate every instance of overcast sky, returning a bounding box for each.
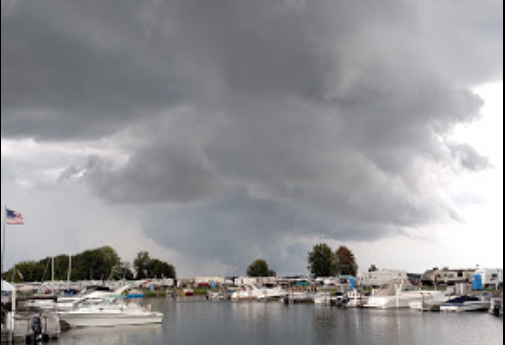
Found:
[1,0,503,277]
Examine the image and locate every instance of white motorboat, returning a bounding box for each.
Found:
[230,284,288,302]
[207,291,226,300]
[20,297,58,311]
[440,296,491,313]
[365,279,426,309]
[314,292,334,305]
[283,291,315,304]
[58,298,163,328]
[346,289,368,308]
[409,291,452,312]
[21,285,131,312]
[56,286,124,311]
[230,284,258,301]
[256,287,289,302]
[182,288,194,297]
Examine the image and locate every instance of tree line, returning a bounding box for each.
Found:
[1,246,176,283]
[246,244,359,278]
[5,243,360,282]
[307,244,359,277]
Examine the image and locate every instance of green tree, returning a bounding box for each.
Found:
[133,251,177,280]
[247,259,276,277]
[369,265,379,272]
[4,246,177,282]
[53,255,70,281]
[307,244,337,278]
[3,261,45,283]
[147,259,176,279]
[111,261,135,280]
[71,246,121,281]
[335,246,359,277]
[134,251,152,280]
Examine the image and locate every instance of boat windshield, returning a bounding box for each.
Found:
[374,281,418,297]
[447,296,480,304]
[375,284,394,297]
[77,297,121,309]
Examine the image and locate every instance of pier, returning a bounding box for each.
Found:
[1,313,60,344]
[1,281,60,344]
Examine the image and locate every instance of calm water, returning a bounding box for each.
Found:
[57,298,503,345]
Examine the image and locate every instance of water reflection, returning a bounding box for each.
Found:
[61,324,163,345]
[312,306,338,345]
[57,300,503,345]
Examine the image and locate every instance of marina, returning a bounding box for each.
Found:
[2,276,503,344]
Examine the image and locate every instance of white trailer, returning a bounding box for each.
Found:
[475,269,503,288]
[361,270,409,287]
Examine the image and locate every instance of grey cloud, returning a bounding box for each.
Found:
[59,155,111,184]
[91,145,224,204]
[142,189,395,275]
[2,0,502,271]
[449,143,491,172]
[416,0,503,84]
[3,0,500,139]
[2,0,187,139]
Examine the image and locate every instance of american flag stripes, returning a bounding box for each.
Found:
[6,209,24,225]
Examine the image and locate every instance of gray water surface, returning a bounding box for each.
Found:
[58,298,504,345]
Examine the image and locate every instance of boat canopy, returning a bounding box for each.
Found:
[1,280,16,292]
[294,281,311,286]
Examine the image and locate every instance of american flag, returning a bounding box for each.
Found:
[6,209,24,225]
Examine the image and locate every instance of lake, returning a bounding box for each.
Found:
[58,297,504,345]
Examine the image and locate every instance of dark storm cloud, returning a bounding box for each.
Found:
[142,188,398,275]
[2,0,502,271]
[2,0,187,139]
[4,0,500,140]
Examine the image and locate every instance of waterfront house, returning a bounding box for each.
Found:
[421,268,476,286]
[361,270,409,287]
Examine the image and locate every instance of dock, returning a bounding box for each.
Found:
[1,312,60,344]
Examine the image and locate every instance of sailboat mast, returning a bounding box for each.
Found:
[67,254,72,291]
[51,256,55,284]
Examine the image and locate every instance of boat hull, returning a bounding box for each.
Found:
[440,302,491,313]
[59,312,163,328]
[365,296,423,309]
[409,301,444,312]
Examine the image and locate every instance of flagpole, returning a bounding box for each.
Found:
[2,207,7,280]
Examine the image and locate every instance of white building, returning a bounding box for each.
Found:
[422,268,476,286]
[234,277,278,287]
[361,270,409,287]
[194,277,227,285]
[315,277,337,286]
[158,278,175,288]
[475,269,503,288]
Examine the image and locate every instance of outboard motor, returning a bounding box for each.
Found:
[283,295,290,305]
[31,315,43,342]
[492,300,502,317]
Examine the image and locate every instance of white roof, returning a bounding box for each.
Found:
[1,280,16,292]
